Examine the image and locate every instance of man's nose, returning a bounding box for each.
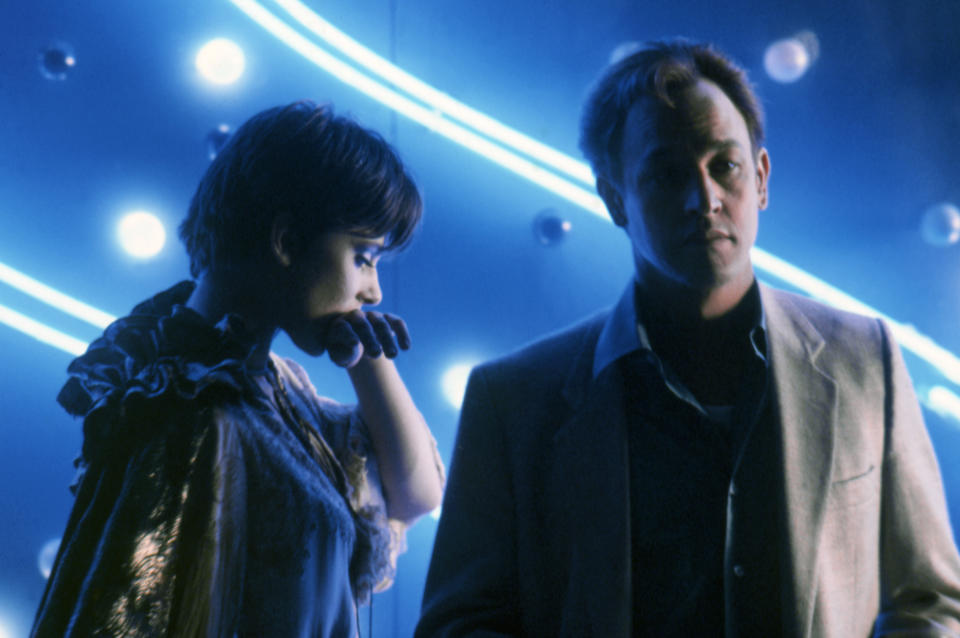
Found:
[359,271,382,306]
[684,171,721,215]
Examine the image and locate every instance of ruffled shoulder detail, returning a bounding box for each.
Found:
[58,281,264,463]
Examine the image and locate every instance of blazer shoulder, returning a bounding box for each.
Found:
[475,309,610,382]
[763,285,885,342]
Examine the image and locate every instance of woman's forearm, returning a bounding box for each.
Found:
[348,355,444,523]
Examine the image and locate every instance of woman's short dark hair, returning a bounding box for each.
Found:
[579,39,765,184]
[180,101,422,277]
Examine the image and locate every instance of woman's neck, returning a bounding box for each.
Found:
[186,269,279,371]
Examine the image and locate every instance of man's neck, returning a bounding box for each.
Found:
[635,274,759,406]
[636,267,754,322]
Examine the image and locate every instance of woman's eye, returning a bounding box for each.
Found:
[355,254,373,268]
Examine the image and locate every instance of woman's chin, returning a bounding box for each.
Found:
[286,317,335,357]
[286,331,326,357]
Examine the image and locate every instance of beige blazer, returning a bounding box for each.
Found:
[417,284,960,637]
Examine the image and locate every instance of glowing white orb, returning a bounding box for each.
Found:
[921,202,960,246]
[764,38,811,83]
[195,38,245,85]
[441,363,474,409]
[118,211,166,258]
[38,537,61,578]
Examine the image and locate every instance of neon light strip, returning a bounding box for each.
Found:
[273,0,595,186]
[233,0,960,390]
[229,0,607,215]
[752,249,960,386]
[927,386,960,425]
[0,303,87,356]
[0,261,115,329]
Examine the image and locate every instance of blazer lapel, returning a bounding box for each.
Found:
[552,324,631,637]
[761,286,838,638]
[545,286,838,637]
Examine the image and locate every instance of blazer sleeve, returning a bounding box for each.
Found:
[874,319,960,636]
[416,366,521,637]
[31,409,248,638]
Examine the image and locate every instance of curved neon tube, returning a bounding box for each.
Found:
[273,0,595,186]
[0,303,87,356]
[0,261,115,328]
[229,0,606,215]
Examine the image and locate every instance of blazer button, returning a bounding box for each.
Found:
[733,565,745,578]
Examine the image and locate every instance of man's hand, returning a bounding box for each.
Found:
[324,310,411,369]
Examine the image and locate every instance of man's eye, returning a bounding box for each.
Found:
[355,254,374,268]
[712,159,740,176]
[641,166,682,188]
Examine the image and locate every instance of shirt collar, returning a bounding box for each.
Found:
[593,280,643,378]
[592,278,768,379]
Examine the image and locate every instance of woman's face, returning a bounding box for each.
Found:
[281,231,384,356]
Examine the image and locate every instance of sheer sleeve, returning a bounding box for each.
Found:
[273,355,430,601]
[32,408,248,638]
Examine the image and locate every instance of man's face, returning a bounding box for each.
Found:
[601,79,770,300]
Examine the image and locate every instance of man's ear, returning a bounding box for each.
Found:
[270,213,297,268]
[597,177,627,227]
[755,147,771,211]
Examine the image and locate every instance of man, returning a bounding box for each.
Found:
[416,40,960,637]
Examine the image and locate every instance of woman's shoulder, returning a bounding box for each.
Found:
[60,281,270,459]
[270,353,352,420]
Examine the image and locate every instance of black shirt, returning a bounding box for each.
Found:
[620,282,782,637]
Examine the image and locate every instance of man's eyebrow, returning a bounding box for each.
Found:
[643,147,672,161]
[708,139,744,153]
[638,146,675,166]
[643,139,744,161]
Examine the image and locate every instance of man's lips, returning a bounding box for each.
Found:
[683,227,733,245]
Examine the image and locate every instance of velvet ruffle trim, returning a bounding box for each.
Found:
[57,281,267,460]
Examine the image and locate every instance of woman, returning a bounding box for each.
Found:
[32,101,445,637]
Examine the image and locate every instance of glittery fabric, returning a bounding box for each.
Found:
[32,281,406,637]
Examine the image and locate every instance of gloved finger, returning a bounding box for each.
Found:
[383,313,411,350]
[367,312,400,358]
[343,310,382,357]
[325,318,365,368]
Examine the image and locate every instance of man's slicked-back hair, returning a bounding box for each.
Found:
[579,39,765,184]
[179,101,422,278]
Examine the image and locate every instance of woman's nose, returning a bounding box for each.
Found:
[359,271,382,306]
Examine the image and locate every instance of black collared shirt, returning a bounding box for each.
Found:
[599,281,781,637]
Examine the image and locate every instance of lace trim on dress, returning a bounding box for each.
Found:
[272,355,409,604]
